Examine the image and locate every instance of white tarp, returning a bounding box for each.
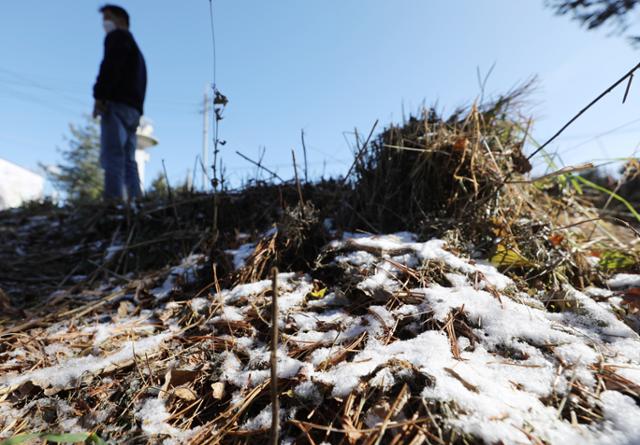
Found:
[0,158,44,210]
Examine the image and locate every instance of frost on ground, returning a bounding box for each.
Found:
[1,233,639,444]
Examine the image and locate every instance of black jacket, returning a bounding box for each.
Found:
[93,29,147,115]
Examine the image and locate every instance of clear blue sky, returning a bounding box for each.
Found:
[1,1,639,190]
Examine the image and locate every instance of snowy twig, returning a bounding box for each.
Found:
[270,267,280,445]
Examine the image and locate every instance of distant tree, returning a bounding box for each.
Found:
[44,116,103,203]
[147,172,168,198]
[547,0,640,43]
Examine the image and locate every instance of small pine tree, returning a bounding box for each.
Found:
[45,116,104,203]
[148,172,169,198]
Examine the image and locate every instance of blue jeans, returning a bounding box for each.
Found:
[100,102,142,200]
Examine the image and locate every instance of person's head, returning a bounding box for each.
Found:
[99,4,130,32]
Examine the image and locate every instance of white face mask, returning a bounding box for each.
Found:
[103,19,117,33]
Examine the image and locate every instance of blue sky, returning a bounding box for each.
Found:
[1,1,639,190]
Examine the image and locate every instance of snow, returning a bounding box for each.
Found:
[136,397,199,443]
[82,313,157,348]
[220,306,245,322]
[104,244,123,262]
[221,278,274,304]
[216,232,640,444]
[225,242,256,269]
[150,254,205,299]
[607,274,640,289]
[339,235,513,291]
[220,348,304,388]
[597,391,640,445]
[0,158,44,210]
[188,297,209,313]
[293,381,322,403]
[3,231,640,444]
[242,404,274,431]
[0,333,171,393]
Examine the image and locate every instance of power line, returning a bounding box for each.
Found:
[0,67,89,105]
[526,60,640,162]
[0,88,82,115]
[558,116,640,156]
[0,65,202,113]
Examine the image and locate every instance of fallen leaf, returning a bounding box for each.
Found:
[211,382,225,400]
[117,301,133,318]
[161,368,200,400]
[491,243,531,267]
[549,233,564,247]
[309,287,327,299]
[173,387,197,402]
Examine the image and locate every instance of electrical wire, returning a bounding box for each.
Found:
[0,65,201,112]
[526,61,640,162]
[557,116,640,156]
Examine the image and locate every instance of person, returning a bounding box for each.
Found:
[93,4,147,201]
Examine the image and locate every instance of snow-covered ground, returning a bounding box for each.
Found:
[1,232,639,444]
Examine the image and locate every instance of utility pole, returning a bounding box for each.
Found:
[201,84,210,190]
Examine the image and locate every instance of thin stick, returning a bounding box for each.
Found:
[162,159,173,203]
[212,191,219,244]
[292,149,305,205]
[162,160,180,225]
[611,216,640,239]
[342,120,379,185]
[506,162,594,184]
[270,267,280,445]
[198,156,211,188]
[623,73,634,104]
[301,129,309,183]
[191,155,199,193]
[479,62,640,209]
[527,61,640,162]
[236,150,285,182]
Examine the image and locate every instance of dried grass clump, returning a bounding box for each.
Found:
[342,85,638,288]
[235,202,328,284]
[347,86,534,236]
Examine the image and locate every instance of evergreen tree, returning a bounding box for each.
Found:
[548,0,640,42]
[148,172,169,198]
[45,116,103,203]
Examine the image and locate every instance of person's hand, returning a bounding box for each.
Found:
[93,100,107,119]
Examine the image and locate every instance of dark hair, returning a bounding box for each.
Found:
[99,4,130,27]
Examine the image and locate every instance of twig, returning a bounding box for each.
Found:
[342,120,379,185]
[236,151,285,182]
[480,61,640,208]
[623,73,634,104]
[162,160,180,225]
[289,417,432,435]
[198,156,211,188]
[527,61,640,162]
[292,149,305,205]
[87,260,132,282]
[557,369,580,418]
[506,163,594,184]
[301,129,309,183]
[373,384,410,445]
[611,216,640,239]
[212,190,220,244]
[552,217,603,231]
[270,267,280,445]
